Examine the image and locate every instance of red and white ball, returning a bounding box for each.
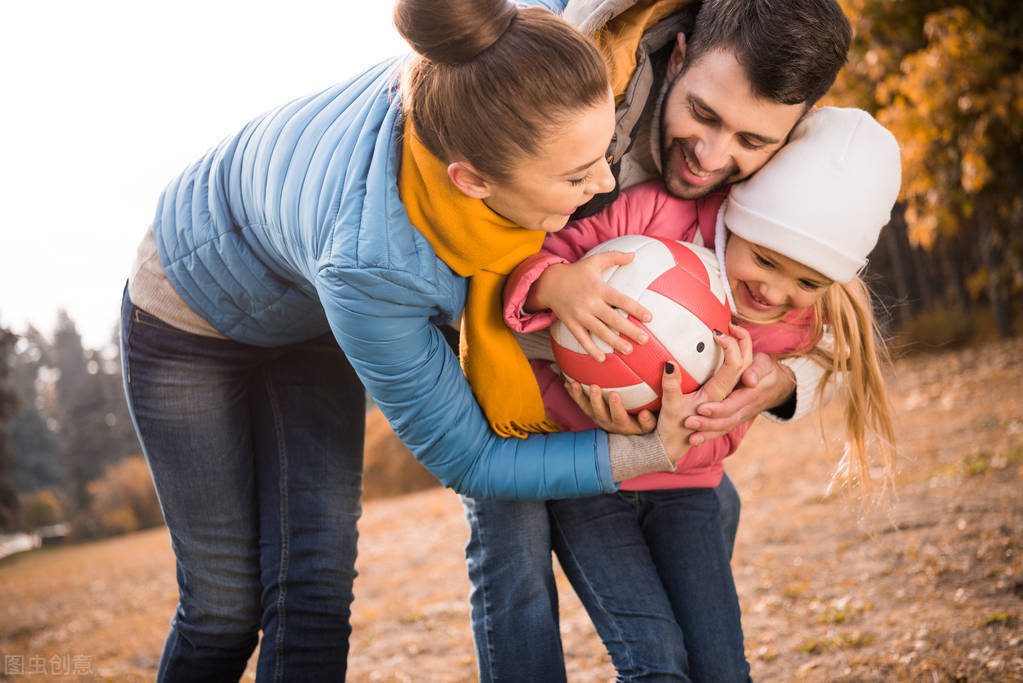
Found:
[551,235,731,413]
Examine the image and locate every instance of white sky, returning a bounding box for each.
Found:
[0,1,408,349]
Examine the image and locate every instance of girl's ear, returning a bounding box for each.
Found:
[448,161,492,199]
[666,32,688,80]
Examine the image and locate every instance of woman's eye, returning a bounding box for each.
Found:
[754,253,773,267]
[568,172,591,186]
[799,280,822,291]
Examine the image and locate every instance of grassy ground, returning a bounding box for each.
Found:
[1,338,1021,681]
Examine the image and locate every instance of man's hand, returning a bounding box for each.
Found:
[683,351,796,445]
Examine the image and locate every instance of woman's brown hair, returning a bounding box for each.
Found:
[394,0,610,182]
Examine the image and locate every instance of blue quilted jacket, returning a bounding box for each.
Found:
[150,1,615,499]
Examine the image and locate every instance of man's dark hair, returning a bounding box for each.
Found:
[686,0,852,106]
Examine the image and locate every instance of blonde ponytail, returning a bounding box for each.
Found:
[807,277,897,496]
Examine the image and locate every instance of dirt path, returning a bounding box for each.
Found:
[1,339,1021,681]
[728,339,1023,681]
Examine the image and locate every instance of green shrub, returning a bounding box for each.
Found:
[890,307,978,356]
[75,456,163,539]
[19,490,62,531]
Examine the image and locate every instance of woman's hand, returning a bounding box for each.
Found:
[567,325,753,462]
[653,361,694,464]
[530,251,651,361]
[656,325,752,462]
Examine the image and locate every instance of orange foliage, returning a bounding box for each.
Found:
[69,409,440,540]
[81,456,163,538]
[832,1,1023,251]
[362,407,440,500]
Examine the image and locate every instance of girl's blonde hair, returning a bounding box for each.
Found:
[791,277,897,497]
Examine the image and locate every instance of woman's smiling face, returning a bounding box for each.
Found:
[480,91,617,232]
[725,233,832,322]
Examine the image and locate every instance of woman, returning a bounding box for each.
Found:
[121,0,694,679]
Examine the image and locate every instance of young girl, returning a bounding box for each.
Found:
[490,106,902,680]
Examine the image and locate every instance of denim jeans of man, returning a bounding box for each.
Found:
[462,497,565,682]
[461,475,742,682]
[120,288,365,682]
[549,488,751,682]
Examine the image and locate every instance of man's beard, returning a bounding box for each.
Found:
[661,137,743,199]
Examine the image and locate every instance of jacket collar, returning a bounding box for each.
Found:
[563,0,639,36]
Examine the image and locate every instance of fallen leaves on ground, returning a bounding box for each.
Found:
[1,338,1020,681]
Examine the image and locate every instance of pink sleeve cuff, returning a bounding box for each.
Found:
[502,252,569,333]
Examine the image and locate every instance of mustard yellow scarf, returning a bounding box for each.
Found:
[398,123,561,438]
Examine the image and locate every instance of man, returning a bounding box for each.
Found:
[462,0,852,680]
[577,0,851,540]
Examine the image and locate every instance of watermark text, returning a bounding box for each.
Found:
[4,654,95,676]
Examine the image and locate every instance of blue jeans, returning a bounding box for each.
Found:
[716,473,741,560]
[550,489,750,682]
[120,288,365,682]
[461,497,566,682]
[463,476,745,682]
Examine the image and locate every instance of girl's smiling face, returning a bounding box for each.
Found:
[725,233,832,322]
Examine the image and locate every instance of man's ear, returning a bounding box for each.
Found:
[448,161,492,199]
[666,32,688,80]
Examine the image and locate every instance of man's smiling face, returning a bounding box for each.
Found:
[660,45,806,199]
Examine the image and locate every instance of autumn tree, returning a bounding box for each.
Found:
[834,0,1023,336]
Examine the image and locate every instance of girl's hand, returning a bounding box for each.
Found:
[564,380,657,435]
[532,251,651,361]
[681,323,756,445]
[697,324,754,403]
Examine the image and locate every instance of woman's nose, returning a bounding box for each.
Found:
[588,158,616,195]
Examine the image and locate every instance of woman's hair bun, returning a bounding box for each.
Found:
[394,0,518,65]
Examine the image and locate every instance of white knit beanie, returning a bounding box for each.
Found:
[723,107,902,283]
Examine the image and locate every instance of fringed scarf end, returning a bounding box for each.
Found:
[491,417,563,439]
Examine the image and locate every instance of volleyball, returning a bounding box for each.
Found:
[551,235,730,412]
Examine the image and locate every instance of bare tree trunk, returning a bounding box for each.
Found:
[888,208,934,315]
[977,208,1013,338]
[939,234,972,313]
[882,218,912,329]
[908,235,935,313]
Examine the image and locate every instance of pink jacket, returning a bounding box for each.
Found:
[503,180,818,490]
